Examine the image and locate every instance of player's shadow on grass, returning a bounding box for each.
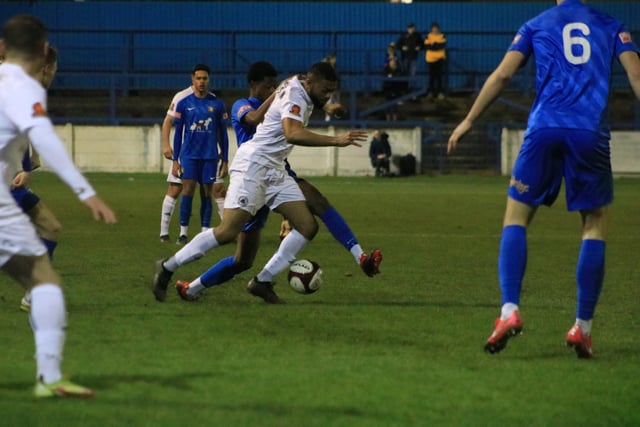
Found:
[0,371,214,394]
[213,402,386,422]
[291,299,496,309]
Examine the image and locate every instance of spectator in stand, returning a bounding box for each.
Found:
[396,23,422,78]
[424,22,447,100]
[383,42,401,121]
[369,130,392,177]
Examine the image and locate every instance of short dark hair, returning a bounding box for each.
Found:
[2,14,47,58]
[307,61,338,82]
[191,63,210,75]
[247,61,277,83]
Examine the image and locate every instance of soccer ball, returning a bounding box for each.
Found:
[288,259,323,294]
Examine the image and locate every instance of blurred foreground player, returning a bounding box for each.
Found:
[12,45,62,312]
[0,15,117,397]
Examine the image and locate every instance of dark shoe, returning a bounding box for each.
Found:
[176,235,188,245]
[152,259,173,302]
[359,249,383,277]
[247,277,284,304]
[160,234,170,243]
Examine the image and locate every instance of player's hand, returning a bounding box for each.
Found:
[447,118,472,154]
[82,196,117,224]
[171,161,181,178]
[11,171,29,189]
[163,145,173,160]
[335,130,368,147]
[218,161,228,179]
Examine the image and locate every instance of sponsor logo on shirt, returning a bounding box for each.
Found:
[32,102,47,117]
[290,105,301,116]
[619,32,632,43]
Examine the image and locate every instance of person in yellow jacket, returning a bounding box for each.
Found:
[424,22,447,99]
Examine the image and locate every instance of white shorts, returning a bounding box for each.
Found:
[0,203,47,267]
[225,159,304,216]
[165,160,182,184]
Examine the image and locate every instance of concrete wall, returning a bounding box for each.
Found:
[46,125,421,177]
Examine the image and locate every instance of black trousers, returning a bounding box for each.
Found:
[428,59,445,94]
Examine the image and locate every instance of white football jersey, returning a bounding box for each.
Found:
[0,62,94,202]
[166,86,193,117]
[235,76,313,168]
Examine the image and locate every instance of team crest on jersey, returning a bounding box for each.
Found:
[208,106,214,112]
[290,105,301,116]
[238,196,248,207]
[619,32,632,43]
[32,102,47,117]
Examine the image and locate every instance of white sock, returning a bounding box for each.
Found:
[180,225,189,237]
[30,284,66,384]
[187,277,205,296]
[350,244,364,264]
[576,318,592,336]
[500,303,519,320]
[160,195,177,236]
[215,197,225,220]
[165,229,219,271]
[257,229,309,282]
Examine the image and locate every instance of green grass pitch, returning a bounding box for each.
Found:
[0,173,639,426]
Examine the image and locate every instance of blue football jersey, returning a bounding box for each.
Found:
[508,0,639,137]
[231,97,262,146]
[173,92,228,160]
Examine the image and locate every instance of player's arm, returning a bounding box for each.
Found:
[217,106,229,178]
[161,114,174,160]
[620,50,640,100]
[242,92,276,126]
[447,50,525,153]
[282,118,367,147]
[171,102,185,177]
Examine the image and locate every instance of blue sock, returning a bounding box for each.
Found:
[576,239,605,320]
[41,238,57,259]
[200,196,212,228]
[319,207,358,251]
[498,225,527,306]
[201,256,244,288]
[179,195,193,226]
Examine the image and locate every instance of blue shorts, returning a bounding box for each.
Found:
[11,187,40,212]
[180,158,218,184]
[509,128,612,211]
[241,205,270,233]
